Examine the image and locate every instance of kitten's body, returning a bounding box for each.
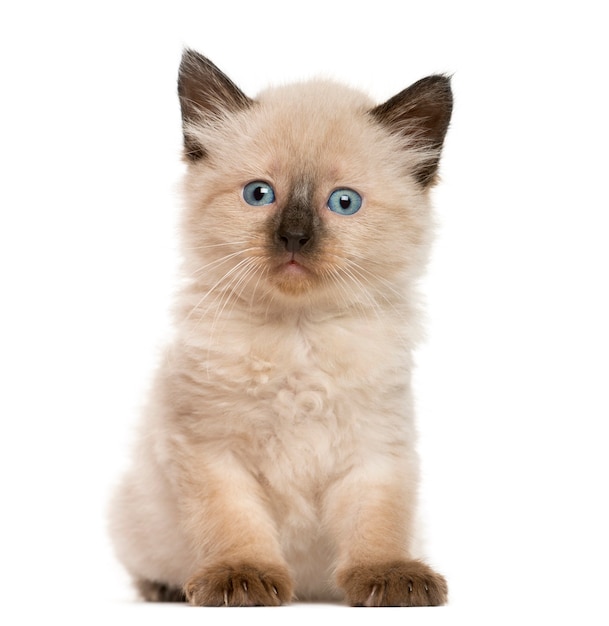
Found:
[110,51,452,606]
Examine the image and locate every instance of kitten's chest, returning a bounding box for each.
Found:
[243,323,353,440]
[226,315,409,465]
[241,330,355,508]
[244,315,398,391]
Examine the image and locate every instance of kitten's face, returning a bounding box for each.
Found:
[178,52,452,311]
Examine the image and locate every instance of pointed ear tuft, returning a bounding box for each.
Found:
[370,75,453,187]
[177,50,254,161]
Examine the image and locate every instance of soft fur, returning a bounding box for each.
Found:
[109,50,452,606]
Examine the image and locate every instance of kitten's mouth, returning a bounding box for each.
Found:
[269,254,315,294]
[273,254,314,294]
[283,257,308,275]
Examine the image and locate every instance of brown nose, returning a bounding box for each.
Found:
[278,230,311,253]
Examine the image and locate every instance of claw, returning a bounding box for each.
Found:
[242,581,248,592]
[223,589,229,606]
[366,584,378,606]
[272,585,279,596]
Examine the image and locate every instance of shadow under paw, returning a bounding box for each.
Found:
[136,579,186,602]
[338,559,448,607]
[185,562,293,606]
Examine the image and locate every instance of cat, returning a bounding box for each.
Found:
[109,49,452,607]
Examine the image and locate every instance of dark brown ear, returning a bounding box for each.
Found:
[177,49,253,161]
[370,75,452,187]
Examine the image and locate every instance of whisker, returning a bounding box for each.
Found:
[247,260,270,317]
[185,256,254,324]
[183,240,249,251]
[190,247,260,277]
[319,263,369,320]
[206,258,260,343]
[342,259,407,320]
[315,251,407,324]
[345,258,405,300]
[335,265,383,321]
[322,249,405,303]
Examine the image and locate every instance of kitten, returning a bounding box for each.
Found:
[109,49,452,607]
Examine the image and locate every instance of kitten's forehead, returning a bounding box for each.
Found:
[252,81,377,179]
[257,82,374,139]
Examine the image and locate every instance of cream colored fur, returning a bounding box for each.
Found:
[109,69,446,603]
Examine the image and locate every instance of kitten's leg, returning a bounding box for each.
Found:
[326,467,447,607]
[177,451,293,606]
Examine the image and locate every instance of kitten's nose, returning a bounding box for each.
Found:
[278,230,311,253]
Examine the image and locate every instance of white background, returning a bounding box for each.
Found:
[1,1,607,624]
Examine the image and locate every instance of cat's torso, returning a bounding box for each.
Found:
[154,306,416,598]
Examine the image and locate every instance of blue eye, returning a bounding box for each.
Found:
[243,181,275,206]
[327,188,362,215]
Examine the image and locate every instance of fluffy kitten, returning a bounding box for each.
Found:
[109,49,452,607]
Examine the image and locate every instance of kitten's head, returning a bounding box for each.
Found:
[177,50,452,313]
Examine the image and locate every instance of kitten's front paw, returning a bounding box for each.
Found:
[337,560,448,607]
[184,562,293,606]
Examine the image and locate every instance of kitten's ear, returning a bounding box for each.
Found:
[177,49,254,161]
[370,75,453,187]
